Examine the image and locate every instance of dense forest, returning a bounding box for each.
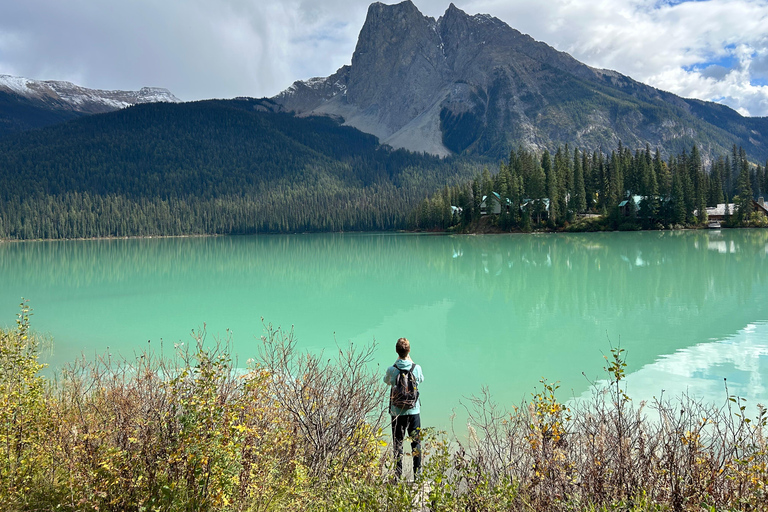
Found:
[410,143,768,231]
[1,98,767,239]
[0,90,87,138]
[0,99,479,239]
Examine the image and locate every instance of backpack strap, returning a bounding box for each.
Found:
[389,365,405,413]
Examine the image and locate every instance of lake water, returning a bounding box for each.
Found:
[1,230,768,428]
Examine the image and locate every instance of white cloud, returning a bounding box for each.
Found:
[463,0,768,115]
[0,0,766,115]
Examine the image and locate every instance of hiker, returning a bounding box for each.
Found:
[384,337,424,480]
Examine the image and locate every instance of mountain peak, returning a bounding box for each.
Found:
[345,0,445,139]
[273,2,767,161]
[365,0,424,24]
[443,3,464,17]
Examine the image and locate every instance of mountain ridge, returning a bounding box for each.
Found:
[0,74,180,137]
[274,0,767,162]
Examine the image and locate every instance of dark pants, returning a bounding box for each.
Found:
[391,413,421,478]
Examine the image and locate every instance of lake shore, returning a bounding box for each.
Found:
[0,232,220,243]
[3,314,767,511]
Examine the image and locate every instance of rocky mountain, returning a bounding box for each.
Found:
[275,1,768,161]
[0,74,180,137]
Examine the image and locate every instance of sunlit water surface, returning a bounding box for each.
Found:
[2,230,767,429]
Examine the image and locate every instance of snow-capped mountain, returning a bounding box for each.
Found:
[0,74,181,137]
[0,74,180,114]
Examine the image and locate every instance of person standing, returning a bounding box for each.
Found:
[384,337,424,480]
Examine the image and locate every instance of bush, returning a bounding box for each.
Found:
[0,308,387,511]
[617,221,641,231]
[2,306,767,511]
[452,346,768,511]
[0,301,56,508]
[564,216,610,232]
[745,211,768,228]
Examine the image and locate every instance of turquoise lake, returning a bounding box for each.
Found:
[1,230,767,429]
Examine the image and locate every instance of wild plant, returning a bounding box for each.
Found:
[257,322,387,482]
[2,303,767,511]
[0,300,56,508]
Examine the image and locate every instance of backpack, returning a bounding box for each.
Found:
[390,364,419,410]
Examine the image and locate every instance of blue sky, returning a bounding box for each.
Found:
[0,0,766,116]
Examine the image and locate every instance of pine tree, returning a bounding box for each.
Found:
[654,149,670,199]
[763,160,768,199]
[736,147,754,222]
[472,177,482,221]
[481,167,493,198]
[709,156,725,206]
[582,151,594,210]
[689,146,706,224]
[573,148,587,213]
[723,195,732,226]
[543,150,558,224]
[672,169,686,225]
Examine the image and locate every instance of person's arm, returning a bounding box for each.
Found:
[383,366,392,385]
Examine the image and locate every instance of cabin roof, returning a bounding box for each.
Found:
[619,195,644,207]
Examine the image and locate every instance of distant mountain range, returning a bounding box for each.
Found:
[274,1,768,162]
[0,74,179,137]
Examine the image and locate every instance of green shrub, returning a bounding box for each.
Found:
[2,306,767,511]
[0,301,57,509]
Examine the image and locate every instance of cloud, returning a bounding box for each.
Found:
[0,0,368,100]
[463,0,768,115]
[0,0,766,116]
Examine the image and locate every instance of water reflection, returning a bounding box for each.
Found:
[578,322,768,415]
[1,230,767,426]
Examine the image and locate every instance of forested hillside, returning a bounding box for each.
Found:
[0,90,86,138]
[0,99,477,239]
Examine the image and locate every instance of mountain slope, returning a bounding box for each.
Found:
[274,1,767,162]
[0,74,180,137]
[0,99,472,238]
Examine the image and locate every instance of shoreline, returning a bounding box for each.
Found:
[0,233,221,243]
[1,224,760,243]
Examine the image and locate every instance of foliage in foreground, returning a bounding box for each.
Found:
[2,304,767,511]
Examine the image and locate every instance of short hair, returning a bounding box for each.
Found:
[395,337,410,358]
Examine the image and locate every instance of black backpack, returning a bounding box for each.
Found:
[390,364,419,409]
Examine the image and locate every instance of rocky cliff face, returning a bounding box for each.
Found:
[274,1,767,161]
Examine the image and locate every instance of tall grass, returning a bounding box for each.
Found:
[1,304,767,511]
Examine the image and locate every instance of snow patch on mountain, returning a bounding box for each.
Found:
[0,74,180,113]
[0,75,35,96]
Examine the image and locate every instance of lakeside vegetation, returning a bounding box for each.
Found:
[410,144,768,232]
[2,99,766,241]
[2,302,767,511]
